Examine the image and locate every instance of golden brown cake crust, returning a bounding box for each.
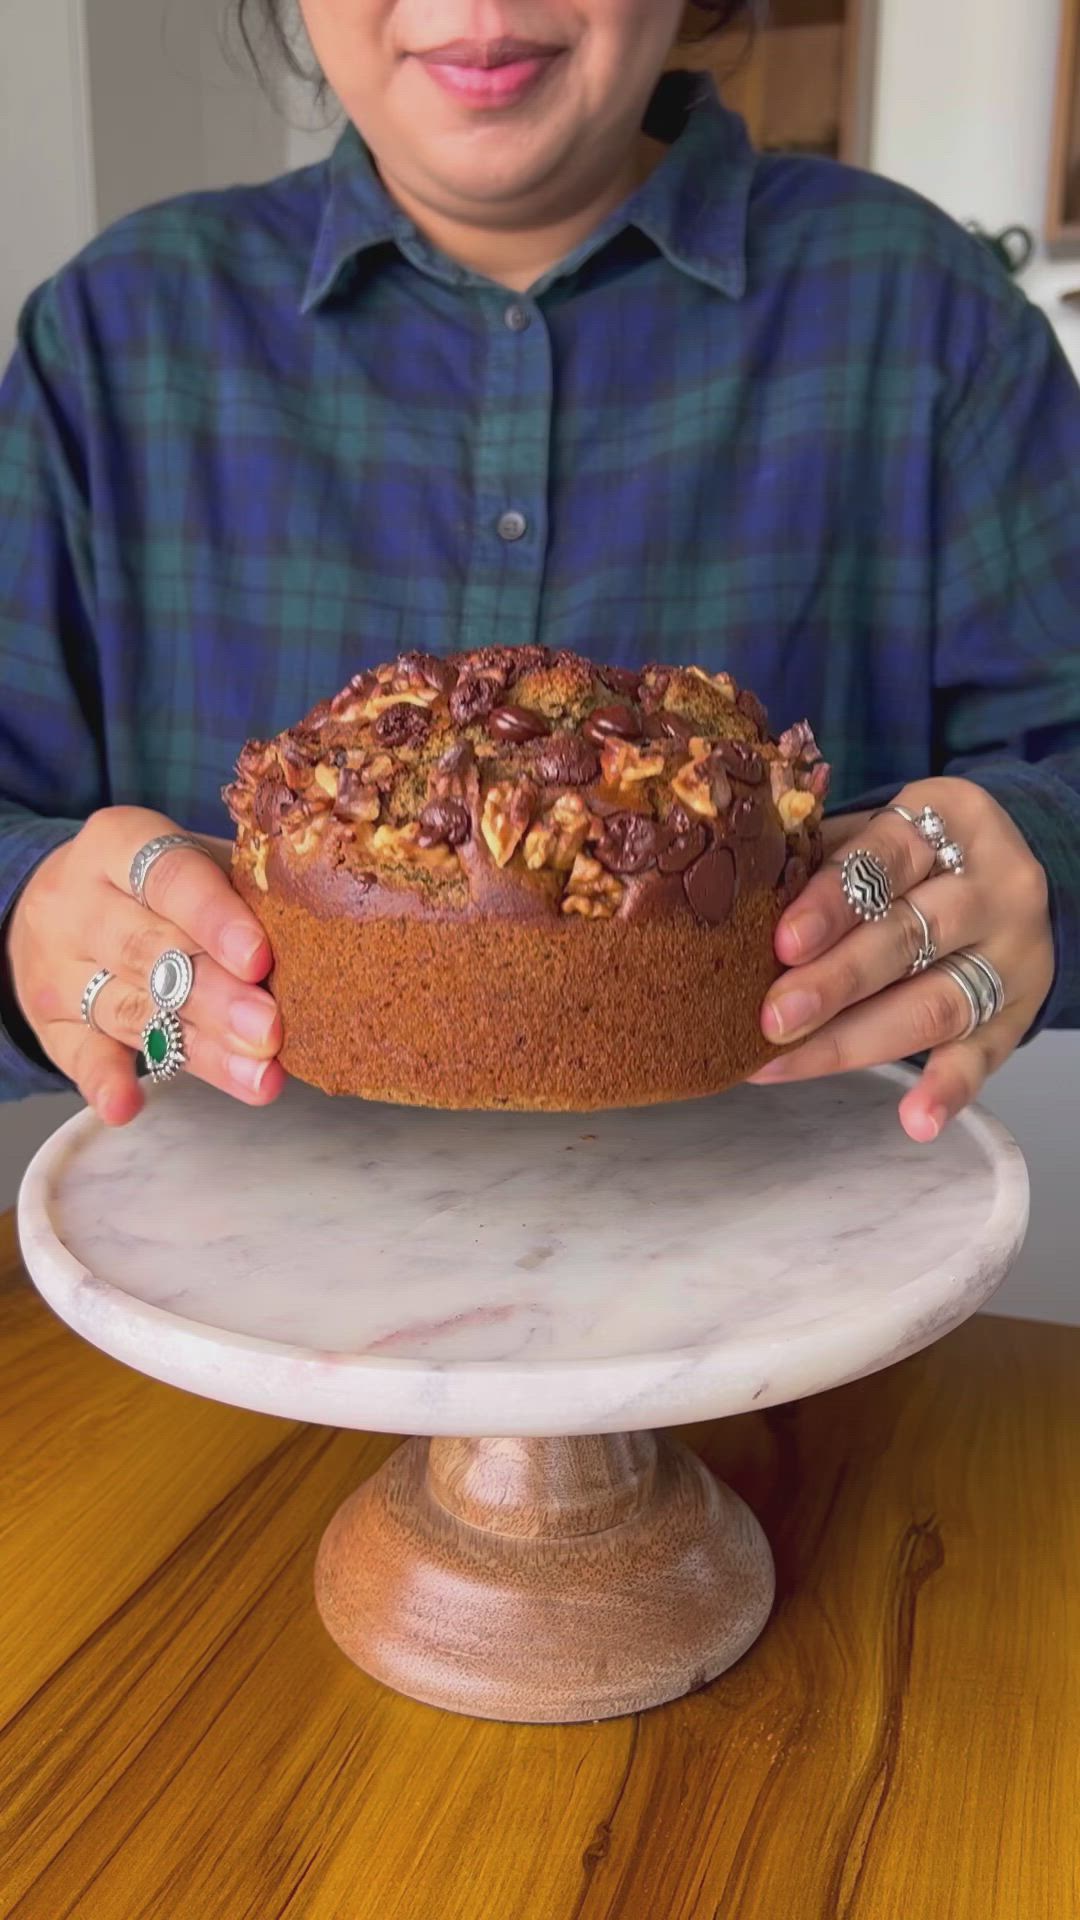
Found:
[223,647,831,1110]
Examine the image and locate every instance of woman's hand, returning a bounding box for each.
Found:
[753,776,1054,1140]
[6,806,286,1125]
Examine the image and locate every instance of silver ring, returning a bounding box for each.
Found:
[81,968,113,1034]
[129,834,204,909]
[142,1009,187,1081]
[953,949,1006,1023]
[876,802,949,850]
[150,948,194,1014]
[841,848,893,922]
[902,899,937,975]
[933,840,966,877]
[935,960,981,1040]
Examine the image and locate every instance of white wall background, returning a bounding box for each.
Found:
[1,1,1077,1324]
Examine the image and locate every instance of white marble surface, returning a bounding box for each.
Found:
[17,1070,1028,1436]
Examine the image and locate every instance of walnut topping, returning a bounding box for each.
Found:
[561,853,624,918]
[481,781,536,867]
[334,768,382,824]
[369,823,459,873]
[671,755,719,819]
[313,763,340,800]
[523,791,591,871]
[778,789,817,833]
[246,831,270,891]
[599,739,666,789]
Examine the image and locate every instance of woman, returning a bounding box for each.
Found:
[1,0,1077,1140]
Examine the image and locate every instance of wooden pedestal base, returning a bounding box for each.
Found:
[314,1432,775,1723]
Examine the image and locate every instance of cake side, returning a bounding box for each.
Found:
[232,873,787,1109]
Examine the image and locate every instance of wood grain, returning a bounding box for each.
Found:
[1047,0,1080,252]
[314,1434,774,1721]
[2,1208,1079,1918]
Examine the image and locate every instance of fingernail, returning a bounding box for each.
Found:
[763,989,820,1039]
[782,911,827,959]
[907,1103,947,1143]
[750,1058,790,1083]
[228,1053,271,1092]
[223,923,266,974]
[229,997,277,1048]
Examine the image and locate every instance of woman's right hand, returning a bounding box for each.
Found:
[5,806,286,1125]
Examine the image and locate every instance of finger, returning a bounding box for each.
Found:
[899,1017,1023,1142]
[40,1022,144,1127]
[775,804,938,966]
[69,972,285,1106]
[750,962,1001,1085]
[87,809,270,982]
[819,810,873,858]
[82,892,281,1059]
[761,875,989,1043]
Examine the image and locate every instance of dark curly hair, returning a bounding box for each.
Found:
[235,1,758,100]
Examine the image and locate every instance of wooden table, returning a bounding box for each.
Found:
[2,1209,1078,1920]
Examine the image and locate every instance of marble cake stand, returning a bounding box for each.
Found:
[17,1068,1028,1724]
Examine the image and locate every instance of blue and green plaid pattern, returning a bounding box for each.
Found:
[2,72,1079,1096]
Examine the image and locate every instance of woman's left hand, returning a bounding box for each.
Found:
[752,776,1054,1140]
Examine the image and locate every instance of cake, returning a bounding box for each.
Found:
[223,648,830,1110]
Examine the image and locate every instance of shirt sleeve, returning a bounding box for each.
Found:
[933,292,1080,1034]
[0,276,108,1099]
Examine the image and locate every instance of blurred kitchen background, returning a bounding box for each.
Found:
[2,0,1078,1319]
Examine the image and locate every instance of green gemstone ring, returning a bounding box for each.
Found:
[141,1009,187,1082]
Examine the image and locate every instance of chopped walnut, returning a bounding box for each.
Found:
[769,760,796,805]
[599,739,666,789]
[561,853,624,919]
[313,763,340,801]
[481,781,536,868]
[285,808,333,857]
[369,822,459,873]
[246,832,270,891]
[672,755,719,819]
[778,789,817,833]
[523,791,591,872]
[334,767,382,824]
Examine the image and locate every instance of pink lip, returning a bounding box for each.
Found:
[415,40,563,109]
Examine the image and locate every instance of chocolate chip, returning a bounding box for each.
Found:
[450,674,498,726]
[253,775,280,834]
[438,741,476,775]
[598,665,642,699]
[643,710,695,742]
[708,761,733,814]
[729,795,764,839]
[372,702,432,746]
[398,650,456,693]
[684,843,737,926]
[714,740,764,785]
[333,768,376,820]
[736,687,769,733]
[657,806,708,874]
[486,704,551,744]
[582,703,643,746]
[465,647,517,687]
[594,811,661,875]
[528,733,601,786]
[417,798,471,848]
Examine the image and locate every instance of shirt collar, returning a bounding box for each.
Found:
[301,69,754,313]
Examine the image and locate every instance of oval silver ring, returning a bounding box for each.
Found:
[150,948,195,1014]
[841,848,893,923]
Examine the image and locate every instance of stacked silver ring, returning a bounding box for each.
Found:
[935,949,1006,1038]
[81,967,113,1034]
[129,832,204,909]
[141,946,194,1082]
[879,803,965,877]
